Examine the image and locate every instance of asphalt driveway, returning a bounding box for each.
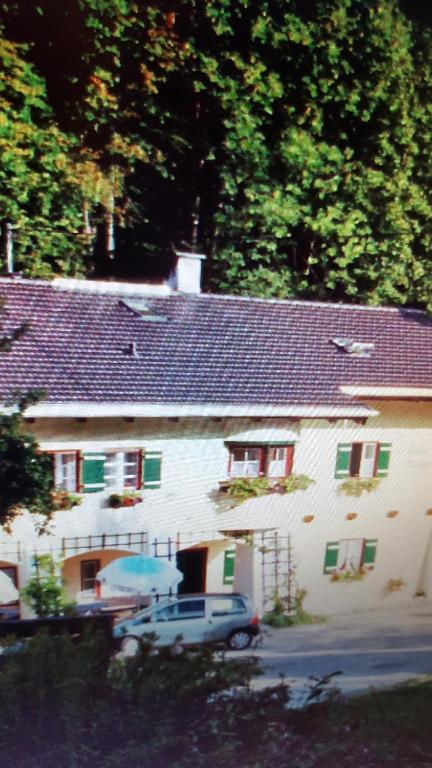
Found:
[246,602,432,700]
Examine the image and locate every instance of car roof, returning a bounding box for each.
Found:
[175,592,248,599]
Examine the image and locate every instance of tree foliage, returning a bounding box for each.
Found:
[1,1,432,306]
[21,554,75,617]
[0,34,88,276]
[0,393,54,530]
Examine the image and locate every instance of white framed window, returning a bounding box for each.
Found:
[267,447,289,477]
[230,447,262,478]
[337,539,364,571]
[52,452,78,492]
[228,445,294,478]
[104,452,140,491]
[335,442,391,479]
[81,449,161,493]
[359,442,376,478]
[323,538,378,574]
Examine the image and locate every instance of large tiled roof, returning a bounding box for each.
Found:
[0,277,431,412]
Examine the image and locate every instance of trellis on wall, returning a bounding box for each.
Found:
[258,531,295,614]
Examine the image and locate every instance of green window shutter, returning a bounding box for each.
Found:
[376,443,391,477]
[335,444,352,478]
[81,453,105,493]
[223,550,236,585]
[363,539,378,566]
[143,451,162,489]
[323,542,339,573]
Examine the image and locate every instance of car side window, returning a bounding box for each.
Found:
[155,599,206,622]
[177,599,206,618]
[154,604,177,622]
[211,597,247,616]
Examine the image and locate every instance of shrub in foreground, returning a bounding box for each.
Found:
[1,631,431,768]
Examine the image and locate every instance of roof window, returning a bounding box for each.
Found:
[120,299,169,322]
[330,338,374,358]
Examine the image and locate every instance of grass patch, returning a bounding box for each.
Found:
[320,678,432,766]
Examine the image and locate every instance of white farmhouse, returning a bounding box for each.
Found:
[1,253,432,617]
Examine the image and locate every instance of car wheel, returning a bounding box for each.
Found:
[120,635,141,656]
[226,630,252,651]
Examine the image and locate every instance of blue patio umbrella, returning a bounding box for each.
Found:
[96,555,183,596]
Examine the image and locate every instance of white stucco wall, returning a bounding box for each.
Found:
[3,403,432,616]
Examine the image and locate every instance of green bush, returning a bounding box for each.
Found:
[282,474,315,494]
[21,554,75,617]
[225,474,315,504]
[338,477,380,497]
[263,589,325,628]
[0,631,267,768]
[226,476,271,501]
[2,630,426,768]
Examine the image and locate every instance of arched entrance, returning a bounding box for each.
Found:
[62,549,137,606]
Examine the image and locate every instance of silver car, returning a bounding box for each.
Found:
[113,592,259,653]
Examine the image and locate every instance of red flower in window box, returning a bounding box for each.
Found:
[108,493,143,509]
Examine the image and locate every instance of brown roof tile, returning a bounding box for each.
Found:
[0,277,431,409]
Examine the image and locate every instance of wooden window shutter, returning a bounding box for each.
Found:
[75,450,81,492]
[350,443,362,477]
[81,452,105,493]
[136,449,144,490]
[335,444,352,478]
[143,451,162,489]
[285,444,294,475]
[323,542,339,573]
[223,550,236,585]
[363,539,378,566]
[376,444,391,477]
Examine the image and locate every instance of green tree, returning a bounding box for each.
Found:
[3,1,432,307]
[1,1,186,274]
[0,392,54,531]
[0,306,55,529]
[0,33,90,276]
[204,0,432,308]
[21,554,75,617]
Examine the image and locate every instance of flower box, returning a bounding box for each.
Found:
[51,491,82,511]
[108,493,143,509]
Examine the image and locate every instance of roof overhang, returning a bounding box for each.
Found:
[224,426,299,443]
[2,401,378,419]
[340,386,432,400]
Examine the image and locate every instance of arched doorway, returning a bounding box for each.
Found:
[62,549,136,606]
[176,548,208,594]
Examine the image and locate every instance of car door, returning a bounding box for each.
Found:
[149,598,209,646]
[206,596,249,642]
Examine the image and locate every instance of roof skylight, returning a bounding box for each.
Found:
[120,299,169,322]
[330,338,374,358]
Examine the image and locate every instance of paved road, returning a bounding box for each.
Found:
[243,602,432,700]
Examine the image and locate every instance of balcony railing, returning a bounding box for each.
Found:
[61,531,148,555]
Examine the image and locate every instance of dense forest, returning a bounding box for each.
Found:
[1,0,432,307]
